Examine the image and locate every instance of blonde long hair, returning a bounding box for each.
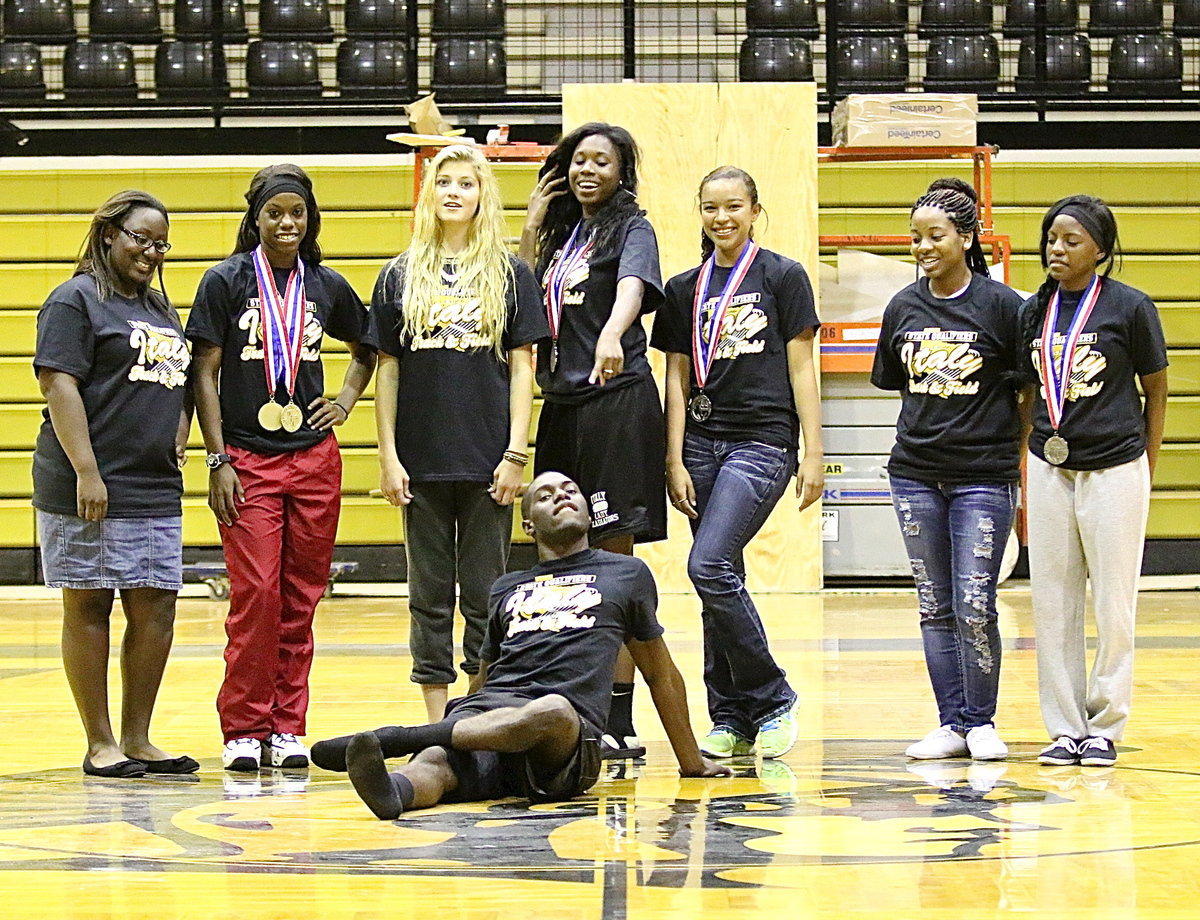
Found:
[392,145,513,360]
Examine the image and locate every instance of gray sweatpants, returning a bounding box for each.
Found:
[403,481,513,685]
[1026,452,1150,742]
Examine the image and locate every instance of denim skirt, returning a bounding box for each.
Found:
[37,510,183,591]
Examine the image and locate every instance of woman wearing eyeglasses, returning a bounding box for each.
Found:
[187,165,374,772]
[33,190,197,777]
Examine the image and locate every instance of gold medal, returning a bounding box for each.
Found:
[258,400,283,431]
[280,401,304,433]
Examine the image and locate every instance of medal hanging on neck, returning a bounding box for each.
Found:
[1039,274,1102,465]
[689,241,759,422]
[543,221,593,374]
[253,245,307,433]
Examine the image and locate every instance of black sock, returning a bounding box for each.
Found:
[607,682,636,737]
[347,733,404,820]
[312,720,456,772]
[393,772,416,810]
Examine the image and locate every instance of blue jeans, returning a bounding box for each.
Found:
[684,433,797,740]
[889,475,1017,732]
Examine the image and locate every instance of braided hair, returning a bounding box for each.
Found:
[911,177,989,277]
[534,123,645,279]
[1020,194,1120,353]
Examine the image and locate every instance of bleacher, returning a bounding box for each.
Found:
[0,153,1195,582]
[0,0,1198,107]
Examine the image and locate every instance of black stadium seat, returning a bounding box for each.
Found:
[833,34,909,92]
[173,0,249,42]
[828,0,907,35]
[738,35,814,81]
[918,0,993,36]
[1173,0,1200,36]
[345,0,408,37]
[1087,0,1162,37]
[2,0,75,43]
[1016,32,1091,94]
[89,0,163,43]
[258,0,333,42]
[745,0,819,39]
[0,41,46,100]
[1003,0,1078,36]
[432,36,505,99]
[1106,33,1182,95]
[336,37,408,97]
[63,41,138,101]
[923,33,999,92]
[155,40,228,98]
[432,0,504,34]
[246,39,323,97]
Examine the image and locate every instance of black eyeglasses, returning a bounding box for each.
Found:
[120,226,172,254]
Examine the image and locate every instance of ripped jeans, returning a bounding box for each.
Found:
[889,475,1017,732]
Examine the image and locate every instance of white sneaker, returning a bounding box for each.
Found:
[267,732,309,768]
[905,726,968,760]
[966,724,1009,761]
[223,737,262,772]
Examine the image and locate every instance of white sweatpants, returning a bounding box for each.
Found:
[1026,452,1150,742]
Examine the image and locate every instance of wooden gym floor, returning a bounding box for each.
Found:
[2,582,1199,919]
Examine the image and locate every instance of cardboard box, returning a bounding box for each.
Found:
[832,94,978,147]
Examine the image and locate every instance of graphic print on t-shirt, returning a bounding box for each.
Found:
[589,490,618,529]
[550,252,590,308]
[503,573,602,637]
[410,289,495,352]
[237,298,323,364]
[700,294,769,360]
[1030,333,1106,402]
[899,327,984,398]
[127,320,189,388]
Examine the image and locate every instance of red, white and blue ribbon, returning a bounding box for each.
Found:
[252,245,306,403]
[543,221,593,345]
[1039,273,1102,433]
[691,241,759,390]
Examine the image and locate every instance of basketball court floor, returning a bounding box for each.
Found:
[2,582,1198,919]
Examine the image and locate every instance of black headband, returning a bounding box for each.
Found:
[250,177,312,220]
[1049,202,1109,257]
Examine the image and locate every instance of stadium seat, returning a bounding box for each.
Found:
[155,40,228,98]
[828,0,907,35]
[63,41,138,101]
[918,0,993,36]
[744,0,819,39]
[0,41,45,100]
[1173,0,1200,36]
[2,0,75,43]
[832,34,909,92]
[345,0,408,37]
[1016,32,1091,93]
[336,37,408,97]
[923,33,999,91]
[738,35,814,81]
[1087,0,1162,36]
[1003,0,1078,36]
[431,0,504,35]
[258,0,333,42]
[432,36,505,99]
[1106,33,1182,95]
[173,0,249,42]
[89,0,163,42]
[246,39,323,97]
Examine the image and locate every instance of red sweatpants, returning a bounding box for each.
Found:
[216,435,342,742]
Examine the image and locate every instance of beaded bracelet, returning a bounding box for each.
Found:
[503,450,530,467]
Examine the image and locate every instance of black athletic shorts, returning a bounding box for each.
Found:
[440,702,602,805]
[535,374,667,545]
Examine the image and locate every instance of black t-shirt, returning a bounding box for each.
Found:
[651,249,820,451]
[1021,277,1169,471]
[363,253,549,482]
[872,274,1026,483]
[535,214,665,405]
[469,548,664,732]
[185,252,367,455]
[33,273,190,517]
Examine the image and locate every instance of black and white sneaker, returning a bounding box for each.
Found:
[600,733,646,760]
[1038,737,1081,765]
[1078,736,1117,767]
